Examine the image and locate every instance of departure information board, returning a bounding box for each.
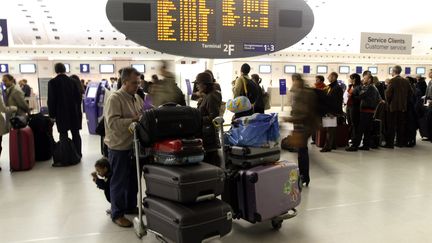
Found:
[106,0,314,58]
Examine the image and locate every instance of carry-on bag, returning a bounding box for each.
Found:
[143,197,233,243]
[225,146,280,168]
[52,137,81,167]
[137,104,202,146]
[143,163,225,203]
[152,139,204,165]
[237,161,301,223]
[316,124,350,148]
[336,123,350,147]
[28,113,55,161]
[419,106,432,139]
[214,117,297,230]
[153,139,203,153]
[370,119,382,148]
[9,127,36,171]
[222,169,241,219]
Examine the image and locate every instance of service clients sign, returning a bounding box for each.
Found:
[360,32,412,55]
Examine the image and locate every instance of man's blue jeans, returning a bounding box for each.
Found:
[108,149,138,220]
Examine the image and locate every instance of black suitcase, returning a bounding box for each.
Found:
[419,107,432,139]
[28,113,55,161]
[370,119,382,148]
[143,197,232,243]
[225,146,280,168]
[137,104,202,146]
[143,163,225,203]
[221,169,241,219]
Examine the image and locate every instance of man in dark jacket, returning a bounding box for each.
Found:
[384,65,413,148]
[48,63,83,157]
[321,72,344,152]
[416,76,427,97]
[426,70,432,100]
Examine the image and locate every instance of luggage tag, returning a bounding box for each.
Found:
[322,117,337,128]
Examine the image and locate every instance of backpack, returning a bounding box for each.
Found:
[241,77,264,110]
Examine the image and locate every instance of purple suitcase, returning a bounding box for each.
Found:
[237,160,301,223]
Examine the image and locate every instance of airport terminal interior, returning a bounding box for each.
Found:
[1,0,432,242]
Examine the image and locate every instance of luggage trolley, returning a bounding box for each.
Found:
[131,121,231,243]
[131,122,147,239]
[131,123,167,242]
[212,117,298,230]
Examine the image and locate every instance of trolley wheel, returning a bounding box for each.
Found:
[271,219,283,230]
[155,234,168,243]
[135,231,145,239]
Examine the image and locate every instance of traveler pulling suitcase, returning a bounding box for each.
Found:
[9,126,36,172]
[213,117,298,230]
[152,139,204,165]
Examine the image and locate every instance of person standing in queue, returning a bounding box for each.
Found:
[104,67,143,227]
[0,92,17,171]
[320,72,344,152]
[233,63,265,114]
[19,79,32,98]
[346,73,362,142]
[2,74,29,119]
[48,63,82,158]
[195,72,222,166]
[346,71,381,151]
[384,65,413,148]
[426,69,432,101]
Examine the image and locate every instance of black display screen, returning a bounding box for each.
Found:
[123,3,151,21]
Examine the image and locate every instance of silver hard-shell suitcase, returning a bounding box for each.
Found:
[226,146,281,168]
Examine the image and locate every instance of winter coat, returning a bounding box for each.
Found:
[48,74,82,132]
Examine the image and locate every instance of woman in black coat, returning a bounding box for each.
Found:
[195,72,222,166]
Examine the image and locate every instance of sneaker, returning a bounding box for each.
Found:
[359,146,370,151]
[345,146,358,152]
[320,148,332,153]
[113,216,132,228]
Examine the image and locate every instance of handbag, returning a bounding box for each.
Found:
[281,131,305,149]
[262,87,271,110]
[52,137,81,167]
[10,115,29,129]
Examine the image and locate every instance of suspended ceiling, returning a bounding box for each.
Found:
[0,0,431,55]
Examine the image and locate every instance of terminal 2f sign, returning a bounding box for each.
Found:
[360,32,412,55]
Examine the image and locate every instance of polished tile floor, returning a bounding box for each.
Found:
[1,126,432,243]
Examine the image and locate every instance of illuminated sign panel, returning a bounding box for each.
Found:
[107,0,314,58]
